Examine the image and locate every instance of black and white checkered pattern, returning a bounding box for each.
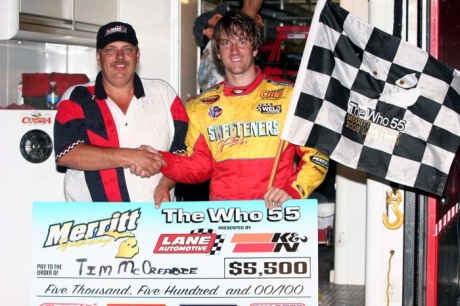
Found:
[281,0,460,196]
[190,228,225,255]
[190,228,214,234]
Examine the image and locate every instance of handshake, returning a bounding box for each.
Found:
[128,145,167,178]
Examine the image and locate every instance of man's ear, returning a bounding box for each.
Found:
[203,28,213,41]
[96,50,101,66]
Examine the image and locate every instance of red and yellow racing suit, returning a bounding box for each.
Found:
[161,67,328,201]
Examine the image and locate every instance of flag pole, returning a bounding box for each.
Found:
[267,139,285,189]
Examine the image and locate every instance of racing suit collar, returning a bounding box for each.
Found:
[223,66,264,96]
[94,71,145,100]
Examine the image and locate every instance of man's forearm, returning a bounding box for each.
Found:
[158,175,177,190]
[161,151,213,184]
[57,143,166,177]
[57,143,133,170]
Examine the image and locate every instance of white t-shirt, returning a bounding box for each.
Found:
[62,79,178,202]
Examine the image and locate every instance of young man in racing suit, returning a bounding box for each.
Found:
[152,10,329,208]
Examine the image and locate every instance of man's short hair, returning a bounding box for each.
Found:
[212,10,262,61]
[97,21,138,50]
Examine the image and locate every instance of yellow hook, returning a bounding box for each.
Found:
[382,189,404,230]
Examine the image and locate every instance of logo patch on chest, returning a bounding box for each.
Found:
[256,103,282,114]
[208,106,223,118]
[260,88,285,99]
[200,95,220,104]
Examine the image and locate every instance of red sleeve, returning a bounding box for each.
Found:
[160,134,213,184]
[169,96,189,153]
[170,96,189,122]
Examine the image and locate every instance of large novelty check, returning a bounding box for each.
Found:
[31,200,318,306]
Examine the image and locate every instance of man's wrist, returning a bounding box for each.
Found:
[282,185,302,199]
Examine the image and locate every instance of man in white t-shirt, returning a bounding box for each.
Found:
[54,21,188,202]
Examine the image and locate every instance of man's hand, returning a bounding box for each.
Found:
[129,145,166,178]
[264,187,292,209]
[153,183,171,209]
[154,176,177,209]
[242,0,263,18]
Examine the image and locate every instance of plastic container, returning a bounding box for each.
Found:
[46,81,60,109]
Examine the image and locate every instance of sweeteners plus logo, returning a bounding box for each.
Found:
[231,232,307,253]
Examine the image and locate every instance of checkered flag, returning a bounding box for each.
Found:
[281,0,460,196]
[190,228,225,255]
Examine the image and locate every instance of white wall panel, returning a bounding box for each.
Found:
[341,0,369,21]
[334,164,367,285]
[67,45,98,81]
[365,176,404,305]
[120,0,179,91]
[75,0,120,26]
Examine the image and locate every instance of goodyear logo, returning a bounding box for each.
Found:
[230,232,307,253]
[200,95,220,104]
[296,185,306,196]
